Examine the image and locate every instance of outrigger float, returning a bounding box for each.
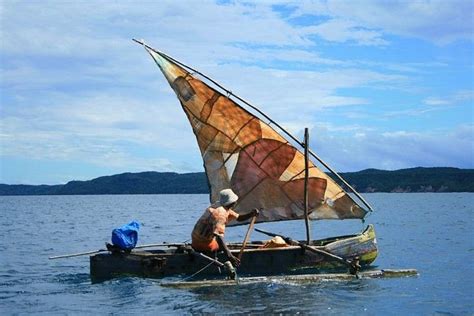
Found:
[50,40,417,285]
[162,269,419,289]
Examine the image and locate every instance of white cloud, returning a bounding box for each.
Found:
[382,107,440,118]
[0,92,202,171]
[0,1,472,184]
[308,124,474,171]
[302,19,388,46]
[423,89,474,106]
[2,57,403,172]
[423,97,451,106]
[207,64,407,122]
[0,1,307,59]
[289,0,473,45]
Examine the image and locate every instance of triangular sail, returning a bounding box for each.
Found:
[144,46,367,223]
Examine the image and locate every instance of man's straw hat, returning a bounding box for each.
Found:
[219,189,239,206]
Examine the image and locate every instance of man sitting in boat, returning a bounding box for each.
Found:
[191,188,259,266]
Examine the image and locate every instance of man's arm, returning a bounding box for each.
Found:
[215,234,240,266]
[236,208,259,222]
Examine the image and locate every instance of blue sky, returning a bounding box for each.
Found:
[1,0,473,184]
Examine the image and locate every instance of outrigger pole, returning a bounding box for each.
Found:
[132,39,374,212]
[49,242,186,259]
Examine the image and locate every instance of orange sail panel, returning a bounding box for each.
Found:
[146,47,367,223]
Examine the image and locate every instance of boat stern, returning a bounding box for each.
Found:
[324,224,378,267]
[358,224,378,265]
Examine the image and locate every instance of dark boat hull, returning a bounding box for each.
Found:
[90,225,377,282]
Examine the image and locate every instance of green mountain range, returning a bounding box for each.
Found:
[1,167,473,196]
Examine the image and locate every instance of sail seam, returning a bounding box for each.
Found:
[201,92,220,123]
[286,165,316,183]
[231,117,256,143]
[257,140,288,168]
[233,140,301,212]
[220,117,270,171]
[180,103,238,155]
[221,147,241,170]
[236,177,302,218]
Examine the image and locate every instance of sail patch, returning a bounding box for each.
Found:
[223,152,238,179]
[172,77,196,102]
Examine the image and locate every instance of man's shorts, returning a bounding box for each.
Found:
[192,237,219,252]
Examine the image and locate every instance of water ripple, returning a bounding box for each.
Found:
[0,193,472,314]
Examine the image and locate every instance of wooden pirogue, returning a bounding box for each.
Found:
[88,39,392,283]
[49,40,422,285]
[90,225,377,282]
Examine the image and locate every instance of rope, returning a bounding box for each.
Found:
[175,261,215,283]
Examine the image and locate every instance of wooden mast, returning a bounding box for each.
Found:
[304,128,311,244]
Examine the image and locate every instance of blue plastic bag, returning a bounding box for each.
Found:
[111,221,140,250]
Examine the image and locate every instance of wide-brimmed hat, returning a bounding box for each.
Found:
[219,189,239,206]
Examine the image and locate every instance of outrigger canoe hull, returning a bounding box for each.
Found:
[90,225,377,282]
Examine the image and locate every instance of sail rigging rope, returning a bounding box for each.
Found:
[177,261,215,282]
[172,252,233,283]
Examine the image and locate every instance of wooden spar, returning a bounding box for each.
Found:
[255,228,352,269]
[304,128,311,244]
[132,38,373,213]
[238,216,257,261]
[191,250,237,280]
[49,249,105,259]
[161,269,419,288]
[136,242,186,249]
[192,251,225,268]
[49,242,186,259]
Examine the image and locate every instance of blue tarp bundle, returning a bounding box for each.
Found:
[111,221,140,250]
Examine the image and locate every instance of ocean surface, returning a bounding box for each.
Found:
[1,193,473,315]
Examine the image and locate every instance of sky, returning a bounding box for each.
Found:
[1,0,473,185]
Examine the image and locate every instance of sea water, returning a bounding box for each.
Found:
[0,193,473,314]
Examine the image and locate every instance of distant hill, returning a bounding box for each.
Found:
[0,167,473,196]
[338,167,474,193]
[0,172,209,195]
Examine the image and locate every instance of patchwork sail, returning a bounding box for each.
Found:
[144,46,368,223]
